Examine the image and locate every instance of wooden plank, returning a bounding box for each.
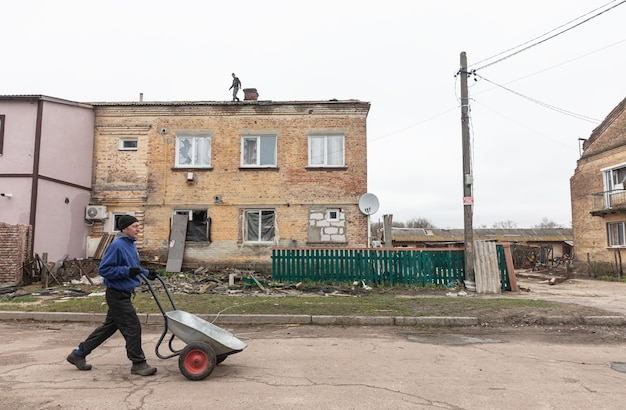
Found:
[500,242,519,292]
[166,214,188,273]
[94,234,115,260]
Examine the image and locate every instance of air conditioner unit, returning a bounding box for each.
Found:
[85,205,108,220]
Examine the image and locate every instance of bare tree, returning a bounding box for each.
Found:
[405,217,436,228]
[533,217,563,229]
[491,220,517,229]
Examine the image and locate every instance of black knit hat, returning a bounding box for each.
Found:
[118,215,139,230]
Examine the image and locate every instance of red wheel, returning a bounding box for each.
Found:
[178,341,216,381]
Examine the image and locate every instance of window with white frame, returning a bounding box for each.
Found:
[603,164,626,191]
[326,209,340,221]
[118,137,138,151]
[174,209,210,242]
[308,134,344,166]
[175,135,211,168]
[244,209,276,242]
[241,135,276,167]
[608,222,626,247]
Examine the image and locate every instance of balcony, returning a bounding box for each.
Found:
[591,190,626,215]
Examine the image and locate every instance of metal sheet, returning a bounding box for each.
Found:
[165,214,188,273]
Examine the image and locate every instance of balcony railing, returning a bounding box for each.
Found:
[591,190,626,213]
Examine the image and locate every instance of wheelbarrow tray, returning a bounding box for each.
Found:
[165,310,247,357]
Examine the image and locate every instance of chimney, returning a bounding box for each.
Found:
[243,88,259,101]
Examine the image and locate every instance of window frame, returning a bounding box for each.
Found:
[308,134,345,167]
[607,222,626,247]
[118,137,138,151]
[602,162,626,191]
[174,209,210,242]
[243,209,276,243]
[240,135,277,168]
[175,134,212,168]
[326,209,340,221]
[111,212,136,233]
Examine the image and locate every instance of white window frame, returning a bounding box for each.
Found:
[241,135,277,167]
[174,210,193,221]
[243,209,276,243]
[308,134,345,167]
[118,138,138,151]
[110,212,136,233]
[175,135,212,168]
[602,162,626,192]
[326,209,340,221]
[608,222,626,247]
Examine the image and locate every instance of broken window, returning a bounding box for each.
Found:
[175,135,211,168]
[174,210,211,242]
[607,221,626,247]
[241,135,276,167]
[308,134,344,166]
[244,209,275,242]
[604,164,626,191]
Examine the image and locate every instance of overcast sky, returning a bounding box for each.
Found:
[3,0,625,228]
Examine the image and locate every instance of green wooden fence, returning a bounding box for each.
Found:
[272,246,511,290]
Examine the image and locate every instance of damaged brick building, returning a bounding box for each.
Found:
[86,97,371,272]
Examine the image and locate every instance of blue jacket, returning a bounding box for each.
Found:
[98,233,146,292]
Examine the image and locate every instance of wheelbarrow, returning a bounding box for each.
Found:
[141,273,247,381]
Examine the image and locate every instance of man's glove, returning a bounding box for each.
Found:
[129,267,142,278]
[147,270,158,281]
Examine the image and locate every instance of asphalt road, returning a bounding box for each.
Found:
[1,321,626,410]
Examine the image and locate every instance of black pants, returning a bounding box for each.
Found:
[79,287,146,363]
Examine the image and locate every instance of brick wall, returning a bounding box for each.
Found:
[89,101,370,271]
[0,222,32,284]
[571,99,626,268]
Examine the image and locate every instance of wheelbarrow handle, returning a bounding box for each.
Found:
[140,273,178,315]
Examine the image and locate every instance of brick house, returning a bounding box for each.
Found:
[570,97,626,273]
[87,98,371,272]
[0,95,94,283]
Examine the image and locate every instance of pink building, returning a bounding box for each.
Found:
[0,95,94,263]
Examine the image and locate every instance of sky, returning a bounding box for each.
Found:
[3,0,625,229]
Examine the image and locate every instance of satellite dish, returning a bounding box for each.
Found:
[358,193,380,215]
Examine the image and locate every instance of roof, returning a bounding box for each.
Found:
[391,228,573,243]
[88,99,369,107]
[0,94,90,108]
[583,96,626,151]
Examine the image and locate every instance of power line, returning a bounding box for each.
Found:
[470,0,626,71]
[475,74,601,123]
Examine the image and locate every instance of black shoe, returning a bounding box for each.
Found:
[131,361,157,376]
[67,351,92,371]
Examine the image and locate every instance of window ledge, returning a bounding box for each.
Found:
[305,166,348,171]
[172,167,213,171]
[238,167,279,171]
[306,241,349,245]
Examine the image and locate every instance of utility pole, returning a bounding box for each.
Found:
[460,51,475,291]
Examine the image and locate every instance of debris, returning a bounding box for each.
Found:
[361,280,372,291]
[0,286,17,297]
[249,273,270,294]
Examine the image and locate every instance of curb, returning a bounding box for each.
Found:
[0,311,624,327]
